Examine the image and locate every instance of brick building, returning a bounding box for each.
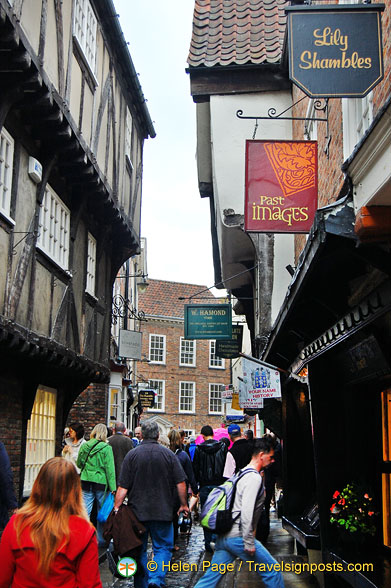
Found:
[136,280,231,437]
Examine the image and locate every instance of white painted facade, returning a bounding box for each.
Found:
[205,91,295,325]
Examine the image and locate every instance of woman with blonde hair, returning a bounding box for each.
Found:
[0,457,101,587]
[76,423,116,546]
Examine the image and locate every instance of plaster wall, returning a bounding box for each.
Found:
[209,92,295,321]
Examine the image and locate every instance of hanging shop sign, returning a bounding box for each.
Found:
[184,304,232,340]
[138,389,155,409]
[118,329,142,360]
[245,140,317,233]
[286,4,384,98]
[216,325,243,359]
[238,356,281,409]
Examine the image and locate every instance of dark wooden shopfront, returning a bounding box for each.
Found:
[263,196,391,588]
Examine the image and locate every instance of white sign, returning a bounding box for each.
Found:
[221,384,233,401]
[118,330,142,359]
[238,356,281,409]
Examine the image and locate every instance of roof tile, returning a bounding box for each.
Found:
[188,0,288,68]
[138,279,220,320]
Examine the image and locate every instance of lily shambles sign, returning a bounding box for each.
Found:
[245,140,317,233]
[286,4,384,98]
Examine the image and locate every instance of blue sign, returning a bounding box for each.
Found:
[287,5,384,98]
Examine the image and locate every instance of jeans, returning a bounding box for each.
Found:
[134,520,174,588]
[82,487,106,546]
[199,485,217,551]
[194,535,285,588]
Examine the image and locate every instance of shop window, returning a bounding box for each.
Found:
[381,389,391,547]
[24,386,57,496]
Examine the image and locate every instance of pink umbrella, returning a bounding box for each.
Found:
[195,427,232,449]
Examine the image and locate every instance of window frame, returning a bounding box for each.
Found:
[209,340,225,369]
[148,379,165,412]
[86,232,97,296]
[209,383,223,415]
[179,337,196,367]
[0,127,14,220]
[37,184,70,270]
[73,0,98,75]
[149,334,166,365]
[179,381,195,414]
[342,92,373,161]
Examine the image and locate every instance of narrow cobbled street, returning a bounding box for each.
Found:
[100,513,318,588]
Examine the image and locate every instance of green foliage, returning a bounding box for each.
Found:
[330,482,377,536]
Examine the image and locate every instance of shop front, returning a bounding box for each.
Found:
[263,195,391,587]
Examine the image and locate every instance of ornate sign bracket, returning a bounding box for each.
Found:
[112,294,147,325]
[236,97,331,157]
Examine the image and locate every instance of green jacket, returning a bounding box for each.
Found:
[77,439,116,492]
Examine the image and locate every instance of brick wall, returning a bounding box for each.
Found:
[67,383,108,438]
[0,376,23,502]
[137,319,231,435]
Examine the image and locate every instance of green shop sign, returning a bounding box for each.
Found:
[184,304,232,340]
[216,325,244,359]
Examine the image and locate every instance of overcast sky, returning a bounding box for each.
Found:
[114,0,216,292]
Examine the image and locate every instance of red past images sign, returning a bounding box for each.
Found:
[245,140,318,233]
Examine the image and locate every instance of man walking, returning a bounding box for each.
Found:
[108,421,134,484]
[192,425,227,552]
[114,421,189,588]
[194,436,284,588]
[223,424,252,478]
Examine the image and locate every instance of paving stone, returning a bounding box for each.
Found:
[100,513,320,588]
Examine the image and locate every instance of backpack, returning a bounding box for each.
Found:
[200,469,253,534]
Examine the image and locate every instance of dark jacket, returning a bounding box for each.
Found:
[175,449,198,494]
[193,439,227,488]
[230,438,252,473]
[108,433,134,484]
[103,505,145,555]
[0,442,18,528]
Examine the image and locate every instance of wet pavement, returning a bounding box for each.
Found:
[99,511,319,588]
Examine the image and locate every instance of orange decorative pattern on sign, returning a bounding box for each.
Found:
[264,142,316,198]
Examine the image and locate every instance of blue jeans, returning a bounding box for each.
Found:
[135,520,174,588]
[82,487,106,546]
[199,485,217,551]
[194,535,285,588]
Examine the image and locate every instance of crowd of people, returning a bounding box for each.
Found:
[0,420,283,588]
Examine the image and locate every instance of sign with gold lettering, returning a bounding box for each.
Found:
[245,140,317,233]
[286,5,384,98]
[184,304,232,340]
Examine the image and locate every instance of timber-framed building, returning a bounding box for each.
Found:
[0,0,154,500]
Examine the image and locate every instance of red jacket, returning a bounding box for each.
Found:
[0,514,102,588]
